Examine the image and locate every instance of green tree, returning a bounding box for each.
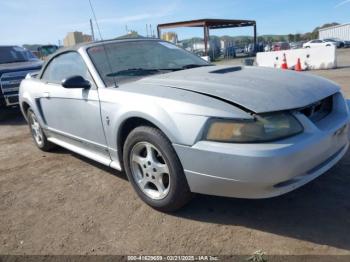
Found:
[288,34,294,42]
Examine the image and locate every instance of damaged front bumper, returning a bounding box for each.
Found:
[174,98,350,199]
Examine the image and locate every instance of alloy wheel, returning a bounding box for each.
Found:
[29,112,44,146]
[130,141,171,200]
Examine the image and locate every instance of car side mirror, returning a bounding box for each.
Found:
[61,75,91,89]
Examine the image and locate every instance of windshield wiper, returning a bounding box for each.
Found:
[106,65,212,77]
[106,68,174,77]
[160,64,212,71]
[180,64,212,69]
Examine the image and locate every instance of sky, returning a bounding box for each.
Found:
[1,0,350,45]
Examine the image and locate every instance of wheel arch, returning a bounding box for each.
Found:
[19,87,38,122]
[116,116,176,169]
[22,101,30,113]
[20,100,32,121]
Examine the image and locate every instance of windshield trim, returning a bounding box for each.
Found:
[86,45,114,87]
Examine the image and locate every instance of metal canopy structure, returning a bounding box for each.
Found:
[157,19,257,56]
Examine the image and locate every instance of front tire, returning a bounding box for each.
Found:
[123,126,192,212]
[27,109,56,152]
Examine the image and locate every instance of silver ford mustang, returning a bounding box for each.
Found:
[19,39,350,211]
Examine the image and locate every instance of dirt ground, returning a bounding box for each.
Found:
[1,49,350,256]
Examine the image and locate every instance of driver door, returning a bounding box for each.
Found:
[38,51,109,160]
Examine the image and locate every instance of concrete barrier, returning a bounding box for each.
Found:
[256,46,337,70]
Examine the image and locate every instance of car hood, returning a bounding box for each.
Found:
[139,65,339,113]
[0,60,43,74]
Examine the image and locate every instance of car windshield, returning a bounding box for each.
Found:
[87,40,210,86]
[0,46,39,64]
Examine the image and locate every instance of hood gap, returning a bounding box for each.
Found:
[162,85,255,115]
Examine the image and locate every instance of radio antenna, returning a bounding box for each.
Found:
[88,0,103,41]
[87,0,118,87]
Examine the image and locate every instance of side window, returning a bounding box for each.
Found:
[42,52,94,85]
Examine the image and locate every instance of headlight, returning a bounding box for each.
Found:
[204,112,303,143]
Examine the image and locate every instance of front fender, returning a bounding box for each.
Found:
[98,86,252,163]
[116,110,209,145]
[102,97,209,149]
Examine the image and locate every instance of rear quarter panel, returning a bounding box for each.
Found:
[19,77,44,122]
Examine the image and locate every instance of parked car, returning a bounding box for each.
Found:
[303,39,336,48]
[245,43,255,54]
[235,46,245,54]
[323,38,343,48]
[290,42,303,49]
[330,38,350,48]
[0,46,43,109]
[264,43,272,52]
[272,42,290,51]
[19,39,350,211]
[223,46,236,58]
[191,40,221,61]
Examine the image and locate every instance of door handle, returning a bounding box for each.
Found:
[43,92,50,98]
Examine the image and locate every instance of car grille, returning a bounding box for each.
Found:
[0,70,37,106]
[299,95,333,122]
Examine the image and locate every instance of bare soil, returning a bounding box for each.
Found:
[1,49,350,256]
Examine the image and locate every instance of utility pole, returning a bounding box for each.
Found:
[90,19,95,41]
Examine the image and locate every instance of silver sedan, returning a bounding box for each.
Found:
[19,39,350,211]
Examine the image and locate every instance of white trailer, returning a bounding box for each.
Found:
[319,23,350,41]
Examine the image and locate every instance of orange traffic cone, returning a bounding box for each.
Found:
[281,53,288,69]
[295,58,302,71]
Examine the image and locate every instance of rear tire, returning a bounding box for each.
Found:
[27,109,56,152]
[123,126,192,212]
